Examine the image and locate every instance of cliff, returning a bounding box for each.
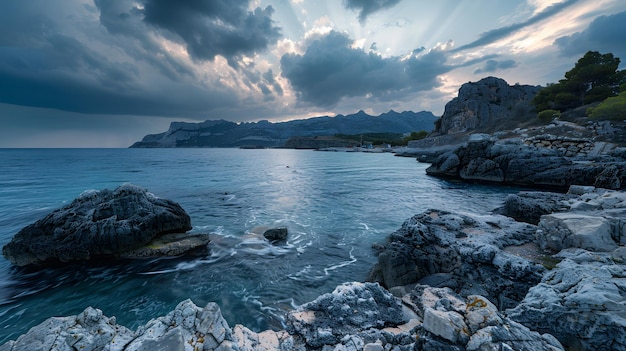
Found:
[130,110,437,148]
[437,76,540,135]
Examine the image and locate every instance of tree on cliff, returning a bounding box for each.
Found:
[533,51,626,112]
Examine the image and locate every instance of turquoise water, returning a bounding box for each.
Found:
[0,148,520,343]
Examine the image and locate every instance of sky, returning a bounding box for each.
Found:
[1,0,625,147]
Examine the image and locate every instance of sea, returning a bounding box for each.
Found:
[0,148,523,343]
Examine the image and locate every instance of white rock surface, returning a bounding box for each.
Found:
[537,212,618,252]
[508,249,626,350]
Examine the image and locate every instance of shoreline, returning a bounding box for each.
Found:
[2,183,625,350]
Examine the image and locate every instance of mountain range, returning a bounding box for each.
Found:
[130,110,437,148]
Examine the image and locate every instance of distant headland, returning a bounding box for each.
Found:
[129,110,438,148]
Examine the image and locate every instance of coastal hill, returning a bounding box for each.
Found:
[130,110,438,148]
[437,76,541,135]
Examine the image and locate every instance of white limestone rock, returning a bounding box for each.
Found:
[125,300,238,351]
[465,295,502,333]
[233,325,299,351]
[508,250,626,350]
[423,307,469,344]
[0,307,133,351]
[537,212,618,252]
[411,285,563,351]
[466,321,563,351]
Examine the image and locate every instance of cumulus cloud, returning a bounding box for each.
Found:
[453,0,580,52]
[344,0,403,23]
[280,31,451,107]
[474,59,518,74]
[141,0,281,66]
[554,10,626,60]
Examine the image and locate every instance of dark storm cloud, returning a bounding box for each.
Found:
[452,0,580,53]
[94,0,195,80]
[474,59,518,74]
[141,0,282,66]
[280,31,451,107]
[0,44,235,117]
[344,0,403,23]
[0,1,274,117]
[555,11,626,60]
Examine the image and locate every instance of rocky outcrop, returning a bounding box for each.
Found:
[508,249,626,351]
[285,282,409,349]
[130,110,438,148]
[436,77,540,135]
[366,186,626,351]
[0,299,237,351]
[534,187,626,252]
[468,186,626,350]
[494,191,576,224]
[411,285,562,351]
[367,209,545,310]
[426,138,626,190]
[0,282,563,351]
[1,184,208,266]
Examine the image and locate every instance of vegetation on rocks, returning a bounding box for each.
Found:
[537,109,561,123]
[588,91,626,120]
[533,51,625,114]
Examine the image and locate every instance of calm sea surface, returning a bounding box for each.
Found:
[0,148,522,343]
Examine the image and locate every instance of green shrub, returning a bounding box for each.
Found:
[588,91,626,120]
[537,109,560,123]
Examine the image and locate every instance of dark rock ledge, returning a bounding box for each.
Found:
[424,136,626,191]
[1,184,210,266]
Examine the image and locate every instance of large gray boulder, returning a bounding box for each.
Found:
[494,191,576,224]
[1,184,206,266]
[536,212,621,252]
[367,209,545,310]
[498,186,626,252]
[507,249,626,351]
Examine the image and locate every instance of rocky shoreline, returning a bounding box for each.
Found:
[2,183,625,350]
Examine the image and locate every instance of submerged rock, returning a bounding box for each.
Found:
[263,227,289,242]
[1,184,207,266]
